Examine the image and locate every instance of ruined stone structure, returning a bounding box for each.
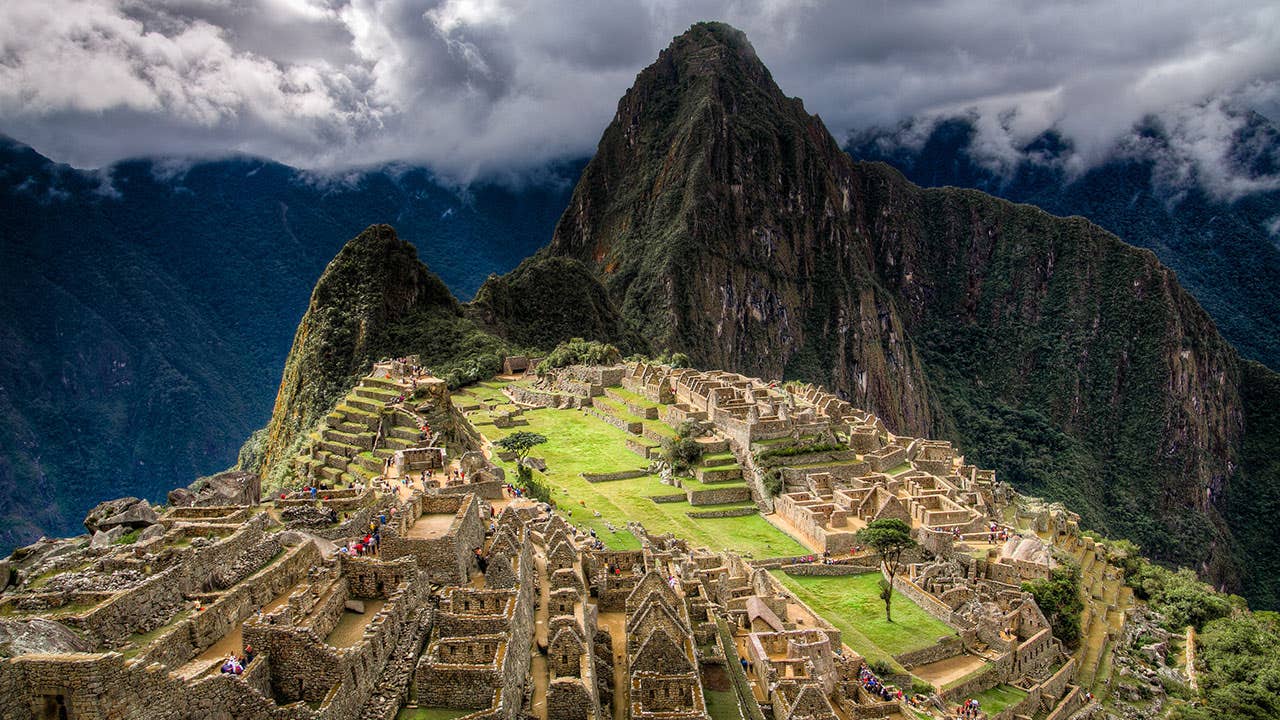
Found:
[0,361,1106,720]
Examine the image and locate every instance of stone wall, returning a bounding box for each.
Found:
[893,635,965,668]
[381,495,484,584]
[582,470,649,483]
[135,540,320,669]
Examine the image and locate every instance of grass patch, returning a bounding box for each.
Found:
[969,684,1028,714]
[464,380,806,558]
[770,571,956,664]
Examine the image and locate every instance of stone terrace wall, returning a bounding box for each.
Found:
[62,513,278,648]
[886,569,965,629]
[0,650,314,720]
[136,540,320,669]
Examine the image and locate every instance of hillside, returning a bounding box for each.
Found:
[0,139,574,548]
[487,22,1280,606]
[847,114,1280,372]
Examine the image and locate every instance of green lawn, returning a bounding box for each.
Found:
[770,571,956,666]
[969,684,1028,714]
[461,381,807,558]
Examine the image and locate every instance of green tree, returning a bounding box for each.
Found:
[855,518,916,622]
[1022,565,1084,649]
[496,431,548,479]
[662,421,704,473]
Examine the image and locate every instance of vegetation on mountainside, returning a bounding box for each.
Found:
[905,187,1240,587]
[539,338,621,369]
[1021,565,1083,649]
[250,224,516,488]
[1222,360,1280,608]
[0,137,574,551]
[469,255,638,352]
[848,114,1280,373]
[1171,611,1280,720]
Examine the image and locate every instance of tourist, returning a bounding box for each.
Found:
[243,645,255,665]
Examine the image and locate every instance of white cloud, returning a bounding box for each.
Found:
[0,0,1276,188]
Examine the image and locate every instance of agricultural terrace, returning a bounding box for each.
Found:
[454,379,807,558]
[770,570,959,671]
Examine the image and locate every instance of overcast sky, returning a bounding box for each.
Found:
[1,0,1278,187]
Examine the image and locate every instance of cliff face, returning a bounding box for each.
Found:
[536,22,1268,596]
[546,23,937,436]
[859,175,1245,574]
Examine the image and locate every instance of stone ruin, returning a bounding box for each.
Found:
[0,360,1100,720]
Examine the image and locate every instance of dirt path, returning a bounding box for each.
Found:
[1185,626,1197,691]
[596,610,629,720]
[910,653,988,689]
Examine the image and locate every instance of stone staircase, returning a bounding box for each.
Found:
[294,375,428,488]
[1064,536,1135,690]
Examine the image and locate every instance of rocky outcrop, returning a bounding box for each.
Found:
[0,618,94,657]
[167,470,261,508]
[83,498,157,534]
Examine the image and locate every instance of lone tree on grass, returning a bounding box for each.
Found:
[496,431,547,479]
[855,518,917,622]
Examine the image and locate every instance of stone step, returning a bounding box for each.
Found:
[382,436,415,451]
[354,453,383,474]
[695,465,743,483]
[347,396,383,413]
[318,465,344,482]
[319,439,362,458]
[700,452,736,468]
[387,426,421,442]
[360,376,405,392]
[337,421,366,435]
[695,437,729,454]
[356,386,401,401]
[335,405,379,430]
[686,484,752,506]
[603,388,660,419]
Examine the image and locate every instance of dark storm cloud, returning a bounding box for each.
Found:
[1,0,1277,191]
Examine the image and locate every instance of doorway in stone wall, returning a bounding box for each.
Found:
[36,694,71,720]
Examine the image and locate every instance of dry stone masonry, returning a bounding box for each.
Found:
[0,360,1121,720]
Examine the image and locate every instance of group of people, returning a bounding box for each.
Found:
[953,698,983,718]
[988,521,1010,545]
[340,519,386,557]
[857,663,902,703]
[219,645,255,675]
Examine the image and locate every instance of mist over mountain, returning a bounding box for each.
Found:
[847,110,1280,372]
[0,137,577,548]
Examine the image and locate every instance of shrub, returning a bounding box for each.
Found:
[762,468,784,496]
[1128,562,1233,630]
[541,338,622,369]
[662,421,703,472]
[868,659,894,677]
[1022,565,1083,649]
